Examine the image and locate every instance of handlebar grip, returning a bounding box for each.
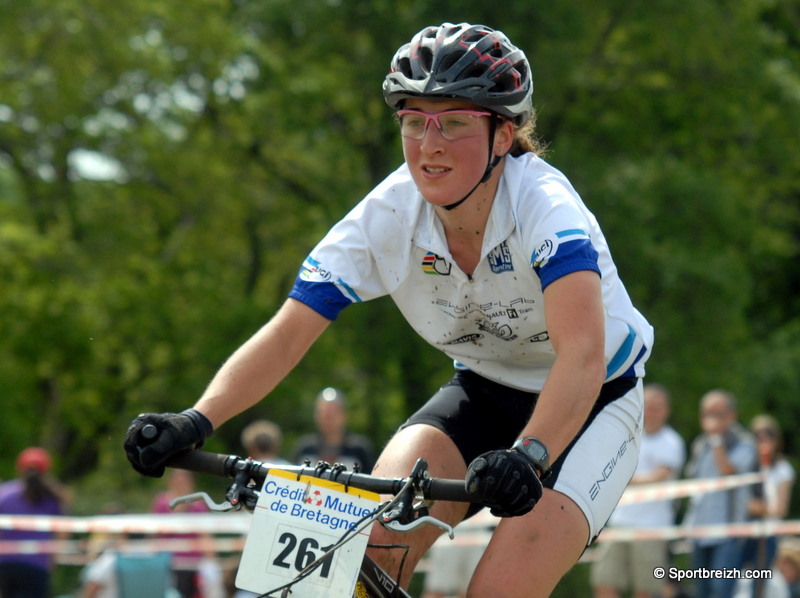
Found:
[141,424,158,440]
[166,450,231,477]
[427,478,476,502]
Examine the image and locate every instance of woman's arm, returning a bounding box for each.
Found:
[518,270,606,461]
[774,477,794,519]
[82,581,102,598]
[193,298,332,428]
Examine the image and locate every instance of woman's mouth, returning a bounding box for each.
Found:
[423,166,450,175]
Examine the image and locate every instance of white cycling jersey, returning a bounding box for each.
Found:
[289,153,653,392]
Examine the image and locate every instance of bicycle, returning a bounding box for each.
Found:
[162,448,477,598]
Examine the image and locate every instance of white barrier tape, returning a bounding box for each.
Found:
[598,519,800,542]
[3,518,797,554]
[0,513,252,535]
[0,474,766,539]
[0,537,245,555]
[617,472,763,505]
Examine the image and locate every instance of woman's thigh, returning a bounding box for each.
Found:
[467,489,589,598]
[366,424,471,587]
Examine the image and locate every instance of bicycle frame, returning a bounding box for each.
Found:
[356,555,412,598]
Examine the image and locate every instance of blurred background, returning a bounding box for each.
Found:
[1,0,799,594]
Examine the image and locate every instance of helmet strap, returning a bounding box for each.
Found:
[443,115,503,211]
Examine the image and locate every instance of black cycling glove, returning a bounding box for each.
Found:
[465,449,543,517]
[123,409,213,478]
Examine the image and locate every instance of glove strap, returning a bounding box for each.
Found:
[181,408,214,439]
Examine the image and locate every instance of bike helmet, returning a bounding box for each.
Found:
[383,23,533,125]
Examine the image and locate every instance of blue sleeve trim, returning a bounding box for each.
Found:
[534,238,600,290]
[289,278,352,321]
[556,228,587,238]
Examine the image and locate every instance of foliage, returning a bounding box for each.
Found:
[1,0,799,513]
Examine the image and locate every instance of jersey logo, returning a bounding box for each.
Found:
[421,252,451,276]
[299,256,332,282]
[444,333,483,345]
[488,241,514,274]
[531,238,556,269]
[526,331,550,343]
[477,318,517,341]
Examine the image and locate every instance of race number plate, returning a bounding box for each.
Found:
[236,469,380,597]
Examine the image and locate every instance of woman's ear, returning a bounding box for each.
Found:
[494,119,516,156]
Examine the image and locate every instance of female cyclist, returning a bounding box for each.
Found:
[125,23,654,597]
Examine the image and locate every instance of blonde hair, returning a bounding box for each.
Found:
[508,110,547,157]
[750,413,784,454]
[241,420,283,455]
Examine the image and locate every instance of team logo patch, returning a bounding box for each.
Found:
[532,237,556,269]
[421,252,451,276]
[488,241,514,274]
[299,257,332,282]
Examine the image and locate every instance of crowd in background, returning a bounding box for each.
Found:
[588,385,798,598]
[419,384,800,598]
[1,384,797,598]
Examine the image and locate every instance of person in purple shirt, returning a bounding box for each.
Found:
[0,447,67,598]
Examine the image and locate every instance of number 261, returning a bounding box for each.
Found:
[272,532,334,578]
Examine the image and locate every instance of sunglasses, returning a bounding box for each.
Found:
[395,109,493,141]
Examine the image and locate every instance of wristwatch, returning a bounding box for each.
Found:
[512,437,550,477]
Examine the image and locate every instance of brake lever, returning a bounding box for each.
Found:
[169,492,237,512]
[384,516,455,539]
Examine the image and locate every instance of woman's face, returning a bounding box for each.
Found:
[755,427,778,461]
[399,98,512,208]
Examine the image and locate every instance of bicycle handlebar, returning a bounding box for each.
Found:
[168,450,231,476]
[167,449,476,503]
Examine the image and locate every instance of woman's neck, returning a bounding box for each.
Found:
[436,184,497,275]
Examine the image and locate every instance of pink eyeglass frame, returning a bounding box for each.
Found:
[395,108,493,138]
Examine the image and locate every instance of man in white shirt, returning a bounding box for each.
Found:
[683,389,757,598]
[591,383,686,598]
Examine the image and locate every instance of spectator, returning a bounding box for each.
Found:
[80,533,178,598]
[733,571,790,598]
[231,420,290,598]
[683,389,758,598]
[591,383,686,598]
[740,414,796,594]
[240,419,290,465]
[776,541,800,598]
[291,387,376,472]
[0,447,68,598]
[151,469,213,598]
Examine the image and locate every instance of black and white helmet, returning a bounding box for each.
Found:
[383,23,533,125]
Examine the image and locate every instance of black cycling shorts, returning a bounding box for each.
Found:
[399,370,638,519]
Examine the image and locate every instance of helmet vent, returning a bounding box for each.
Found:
[438,50,465,75]
[418,47,433,75]
[494,71,517,92]
[463,63,490,80]
[396,57,412,77]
